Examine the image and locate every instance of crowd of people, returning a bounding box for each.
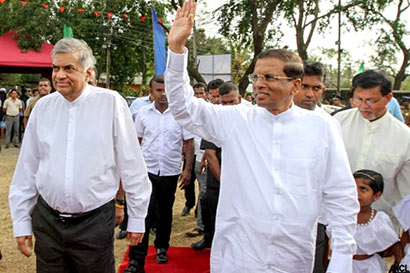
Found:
[2,1,410,273]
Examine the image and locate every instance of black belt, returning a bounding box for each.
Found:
[38,195,114,223]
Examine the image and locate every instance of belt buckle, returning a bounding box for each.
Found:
[58,213,73,222]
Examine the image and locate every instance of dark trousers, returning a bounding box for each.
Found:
[201,187,219,243]
[183,158,197,209]
[128,173,178,263]
[119,198,128,231]
[32,196,115,273]
[313,223,327,273]
[5,115,19,146]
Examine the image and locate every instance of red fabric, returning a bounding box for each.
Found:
[0,31,53,68]
[118,245,210,273]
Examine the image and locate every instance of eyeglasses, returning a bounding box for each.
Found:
[248,73,293,83]
[352,96,384,106]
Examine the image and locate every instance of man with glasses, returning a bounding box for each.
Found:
[334,69,410,230]
[164,1,359,272]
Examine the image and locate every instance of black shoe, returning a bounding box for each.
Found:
[124,259,145,273]
[156,248,168,264]
[116,230,127,240]
[0,249,2,260]
[5,144,9,149]
[14,144,19,148]
[191,239,212,250]
[181,206,191,216]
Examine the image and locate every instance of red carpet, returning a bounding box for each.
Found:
[118,245,210,273]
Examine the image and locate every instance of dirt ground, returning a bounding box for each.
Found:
[0,138,201,273]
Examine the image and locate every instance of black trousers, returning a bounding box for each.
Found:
[313,223,327,273]
[128,173,178,263]
[201,187,219,243]
[119,198,128,231]
[183,157,197,209]
[32,196,115,273]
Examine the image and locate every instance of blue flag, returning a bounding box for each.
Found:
[152,7,166,75]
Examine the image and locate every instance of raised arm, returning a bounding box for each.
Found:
[165,0,235,147]
[168,0,197,54]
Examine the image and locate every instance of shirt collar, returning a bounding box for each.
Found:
[60,84,91,106]
[261,103,296,121]
[357,107,390,127]
[149,101,170,114]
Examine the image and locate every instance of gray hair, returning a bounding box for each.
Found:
[51,38,96,72]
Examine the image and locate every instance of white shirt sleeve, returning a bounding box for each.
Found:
[165,48,234,148]
[323,119,360,273]
[113,96,151,233]
[134,110,145,138]
[8,105,41,237]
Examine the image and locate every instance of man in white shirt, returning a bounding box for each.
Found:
[125,75,194,273]
[334,70,410,229]
[8,38,151,273]
[294,61,331,273]
[129,82,155,121]
[164,2,359,272]
[3,89,22,148]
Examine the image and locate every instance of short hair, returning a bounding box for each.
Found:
[39,78,51,86]
[149,75,164,88]
[353,169,384,194]
[9,89,18,94]
[51,38,96,72]
[304,61,326,81]
[207,79,224,91]
[255,49,304,79]
[351,70,392,96]
[219,81,239,96]
[193,82,207,91]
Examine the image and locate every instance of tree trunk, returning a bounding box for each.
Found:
[393,52,409,90]
[187,58,206,84]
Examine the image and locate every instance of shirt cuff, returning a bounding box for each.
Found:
[326,252,353,273]
[13,221,32,238]
[126,217,146,233]
[166,47,188,72]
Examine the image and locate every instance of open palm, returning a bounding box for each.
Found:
[168,0,197,53]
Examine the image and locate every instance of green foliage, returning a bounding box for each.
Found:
[0,0,172,91]
[347,0,410,89]
[310,47,357,88]
[0,73,41,86]
[215,0,282,52]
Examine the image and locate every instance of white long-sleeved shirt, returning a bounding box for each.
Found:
[334,108,410,226]
[165,48,359,273]
[129,95,151,121]
[9,85,152,237]
[135,102,194,176]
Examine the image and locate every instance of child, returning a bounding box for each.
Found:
[353,169,399,273]
[393,195,410,268]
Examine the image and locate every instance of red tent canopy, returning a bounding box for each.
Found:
[0,31,53,74]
